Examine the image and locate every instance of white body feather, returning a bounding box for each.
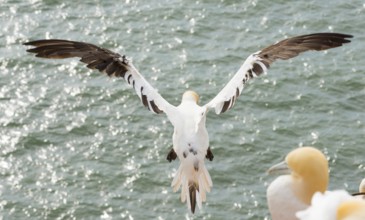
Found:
[24,33,353,213]
[267,175,308,220]
[168,96,212,212]
[296,190,365,220]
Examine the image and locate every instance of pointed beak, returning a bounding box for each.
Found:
[267,161,291,175]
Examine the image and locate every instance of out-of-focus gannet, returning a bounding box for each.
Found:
[297,190,365,220]
[358,178,365,197]
[352,178,365,198]
[359,178,365,193]
[24,33,352,213]
[268,147,365,220]
[337,199,365,220]
[267,147,329,220]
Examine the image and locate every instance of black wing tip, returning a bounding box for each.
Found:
[300,32,353,39]
[25,48,35,53]
[307,32,354,44]
[24,39,69,56]
[23,40,47,46]
[25,47,43,53]
[329,32,353,43]
[342,33,354,39]
[23,39,50,46]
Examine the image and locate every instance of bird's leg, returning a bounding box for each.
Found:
[166,146,177,162]
[206,147,214,161]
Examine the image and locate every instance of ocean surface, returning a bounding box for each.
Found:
[1,0,364,219]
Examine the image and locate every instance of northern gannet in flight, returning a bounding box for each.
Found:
[24,33,352,213]
[267,146,329,220]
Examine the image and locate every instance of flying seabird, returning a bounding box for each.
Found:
[24,33,352,213]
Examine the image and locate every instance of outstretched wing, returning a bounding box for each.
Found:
[204,33,353,114]
[24,39,174,114]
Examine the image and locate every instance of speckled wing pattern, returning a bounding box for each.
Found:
[204,33,353,115]
[24,39,173,114]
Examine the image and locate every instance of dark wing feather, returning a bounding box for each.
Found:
[205,33,352,114]
[258,33,353,69]
[24,39,173,114]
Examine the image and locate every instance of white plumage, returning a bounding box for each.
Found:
[297,190,365,220]
[267,175,308,219]
[359,178,365,195]
[24,33,352,213]
[267,147,329,220]
[267,147,365,220]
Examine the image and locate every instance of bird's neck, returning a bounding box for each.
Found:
[181,98,198,105]
[292,172,328,204]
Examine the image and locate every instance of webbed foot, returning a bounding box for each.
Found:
[206,147,214,161]
[167,147,177,162]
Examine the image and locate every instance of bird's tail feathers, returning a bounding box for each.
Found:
[171,162,212,213]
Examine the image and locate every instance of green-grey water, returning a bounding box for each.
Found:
[1,0,364,219]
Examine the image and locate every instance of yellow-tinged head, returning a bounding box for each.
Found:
[182,90,199,103]
[268,146,329,205]
[286,147,329,204]
[337,200,365,220]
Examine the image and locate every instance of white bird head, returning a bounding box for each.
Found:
[182,90,200,104]
[268,146,329,204]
